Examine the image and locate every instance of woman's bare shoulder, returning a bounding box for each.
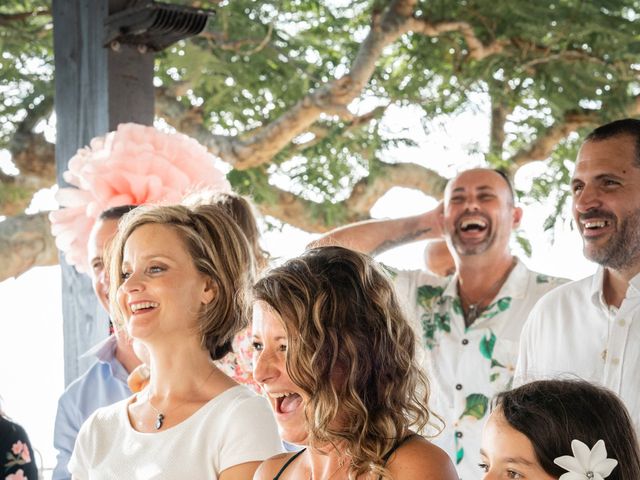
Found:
[253,452,299,480]
[386,435,458,480]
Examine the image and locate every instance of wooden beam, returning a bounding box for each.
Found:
[52,0,154,386]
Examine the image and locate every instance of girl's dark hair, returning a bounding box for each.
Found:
[494,380,640,480]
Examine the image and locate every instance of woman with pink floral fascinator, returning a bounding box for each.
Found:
[68,204,283,479]
[50,124,240,479]
[49,122,231,274]
[480,379,640,480]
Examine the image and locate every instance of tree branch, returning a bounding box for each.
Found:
[260,161,447,232]
[0,8,50,26]
[407,18,507,60]
[292,105,389,152]
[345,161,447,215]
[0,211,58,282]
[507,111,600,169]
[200,23,273,55]
[507,95,640,170]
[194,0,419,169]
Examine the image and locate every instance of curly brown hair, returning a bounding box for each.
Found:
[109,203,255,360]
[253,246,438,479]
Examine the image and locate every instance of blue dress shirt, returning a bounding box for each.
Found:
[52,335,131,480]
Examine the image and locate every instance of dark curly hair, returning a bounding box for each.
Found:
[494,379,640,480]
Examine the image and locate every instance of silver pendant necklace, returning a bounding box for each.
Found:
[146,391,168,430]
[144,366,216,430]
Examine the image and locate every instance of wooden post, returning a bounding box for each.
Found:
[52,0,154,385]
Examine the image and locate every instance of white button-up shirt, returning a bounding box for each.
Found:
[516,267,640,431]
[392,259,565,480]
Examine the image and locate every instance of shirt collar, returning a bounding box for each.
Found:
[627,271,640,298]
[442,257,527,299]
[79,334,118,362]
[80,334,130,384]
[588,266,640,310]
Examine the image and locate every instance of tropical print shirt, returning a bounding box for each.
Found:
[390,258,565,480]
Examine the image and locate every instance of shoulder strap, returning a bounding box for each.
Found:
[273,448,307,480]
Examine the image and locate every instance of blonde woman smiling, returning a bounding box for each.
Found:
[69,204,282,479]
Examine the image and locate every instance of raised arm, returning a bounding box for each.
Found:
[308,204,443,256]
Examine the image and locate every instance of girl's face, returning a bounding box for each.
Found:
[480,409,556,480]
[251,301,308,445]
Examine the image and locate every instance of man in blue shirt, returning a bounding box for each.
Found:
[52,206,141,480]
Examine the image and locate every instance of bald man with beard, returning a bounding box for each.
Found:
[310,168,565,479]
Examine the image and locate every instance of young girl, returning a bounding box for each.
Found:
[480,379,640,480]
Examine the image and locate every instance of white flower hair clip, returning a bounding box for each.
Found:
[554,439,618,480]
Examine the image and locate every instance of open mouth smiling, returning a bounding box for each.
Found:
[269,391,303,415]
[582,220,610,230]
[130,301,159,313]
[457,215,490,234]
[578,212,615,238]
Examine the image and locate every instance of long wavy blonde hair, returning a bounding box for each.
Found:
[253,246,438,479]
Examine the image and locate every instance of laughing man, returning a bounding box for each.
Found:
[516,118,640,432]
[309,168,565,479]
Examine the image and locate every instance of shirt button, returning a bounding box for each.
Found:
[618,319,626,327]
[461,339,469,345]
[455,384,463,390]
[455,431,463,438]
[611,358,621,365]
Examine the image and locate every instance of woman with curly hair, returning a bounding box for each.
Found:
[480,379,640,480]
[252,246,457,479]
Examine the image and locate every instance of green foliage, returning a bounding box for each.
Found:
[0,1,53,148]
[527,134,584,236]
[3,0,640,231]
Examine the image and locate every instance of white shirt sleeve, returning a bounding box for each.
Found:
[67,411,95,480]
[513,300,541,387]
[217,394,284,473]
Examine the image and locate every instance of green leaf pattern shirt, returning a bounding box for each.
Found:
[389,259,565,480]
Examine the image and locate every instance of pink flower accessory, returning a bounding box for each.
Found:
[49,123,231,272]
[554,439,618,480]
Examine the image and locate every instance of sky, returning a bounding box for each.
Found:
[0,100,598,479]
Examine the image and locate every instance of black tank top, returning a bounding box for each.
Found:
[272,435,415,479]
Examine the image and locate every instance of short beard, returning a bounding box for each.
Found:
[585,208,640,270]
[450,230,495,256]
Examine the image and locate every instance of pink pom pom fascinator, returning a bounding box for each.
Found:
[49,123,231,272]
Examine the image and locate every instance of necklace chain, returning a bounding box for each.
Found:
[458,257,517,325]
[145,365,216,430]
[307,453,346,480]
